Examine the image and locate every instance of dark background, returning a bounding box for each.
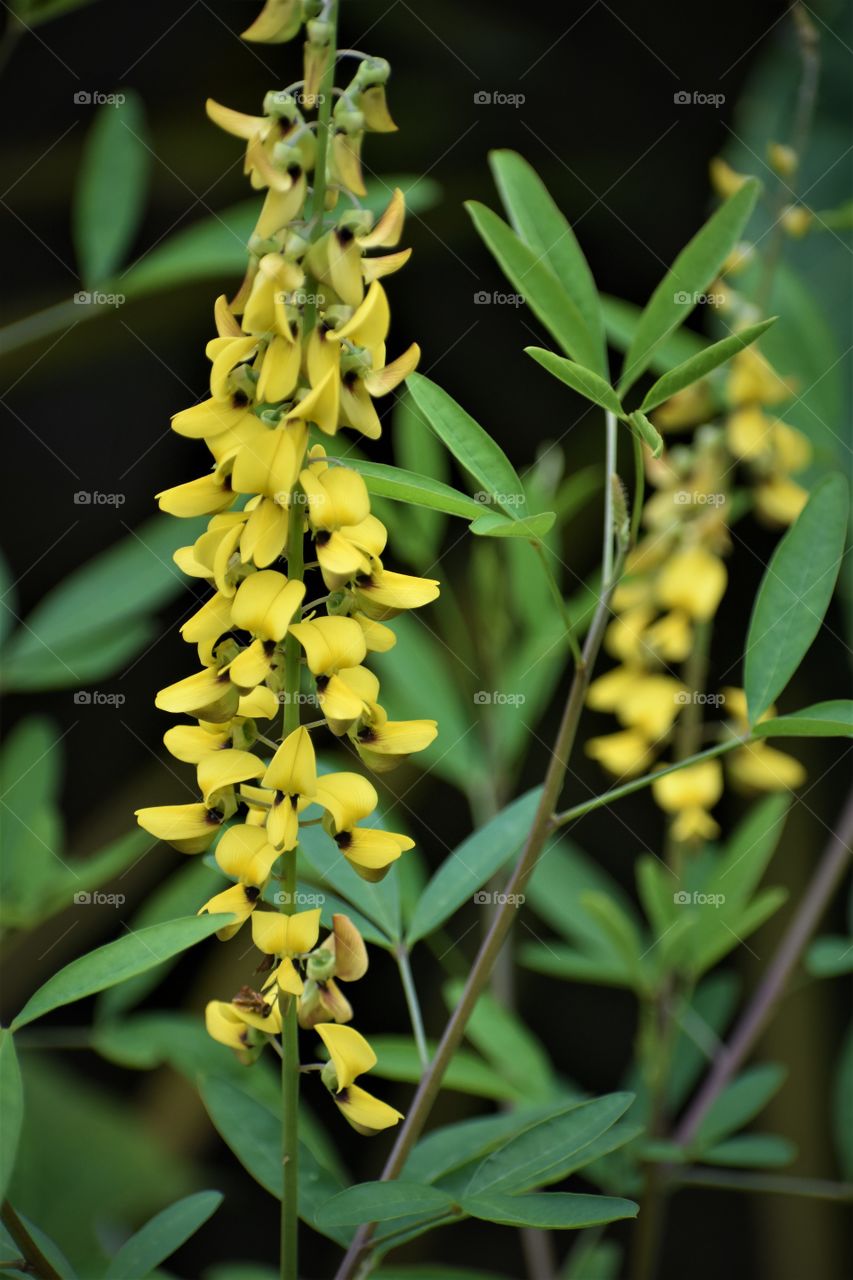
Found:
[1,1,851,1277]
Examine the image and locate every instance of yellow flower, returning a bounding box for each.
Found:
[300,458,373,578]
[585,730,654,778]
[727,741,805,792]
[351,711,438,773]
[755,476,808,526]
[643,611,693,663]
[155,666,239,723]
[252,907,322,994]
[262,726,318,850]
[205,994,281,1064]
[617,675,685,741]
[197,747,264,814]
[656,547,727,622]
[709,157,749,199]
[288,617,371,731]
[315,771,414,880]
[157,470,234,518]
[228,570,306,689]
[135,803,223,854]
[652,760,723,843]
[316,1023,403,1134]
[727,348,794,408]
[350,566,440,620]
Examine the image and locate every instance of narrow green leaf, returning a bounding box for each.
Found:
[469,509,556,538]
[520,943,632,989]
[526,348,622,416]
[462,1192,637,1230]
[467,202,600,370]
[700,1134,796,1168]
[11,915,230,1030]
[602,294,707,373]
[618,179,760,394]
[466,1093,634,1195]
[627,410,663,458]
[367,1036,520,1102]
[640,318,776,411]
[392,389,451,567]
[754,700,853,739]
[805,936,853,977]
[667,973,740,1111]
[104,1190,222,1280]
[744,475,849,723]
[339,458,484,520]
[406,374,527,516]
[316,1182,457,1229]
[490,150,606,374]
[406,787,543,945]
[0,1032,23,1202]
[695,1063,787,1150]
[73,91,150,286]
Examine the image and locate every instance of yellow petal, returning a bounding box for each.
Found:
[726,741,806,791]
[257,334,302,402]
[199,883,260,939]
[290,367,340,436]
[652,760,724,813]
[240,496,289,568]
[227,638,278,690]
[333,282,390,350]
[172,394,252,439]
[315,771,377,830]
[263,725,317,795]
[239,685,280,720]
[656,548,727,622]
[585,730,654,778]
[197,748,264,804]
[354,612,396,653]
[334,1083,404,1134]
[135,803,222,854]
[363,343,420,397]
[157,473,234,518]
[155,668,238,721]
[232,427,302,500]
[316,1022,376,1089]
[300,465,370,531]
[232,571,306,641]
[216,823,279,881]
[352,568,439,620]
[288,616,367,674]
[205,98,267,140]
[164,724,231,764]
[357,188,405,249]
[362,247,412,283]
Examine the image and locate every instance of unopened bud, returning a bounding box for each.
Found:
[767,142,798,177]
[610,474,630,547]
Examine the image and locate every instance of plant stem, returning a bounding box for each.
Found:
[0,1203,63,1280]
[674,788,853,1149]
[630,431,644,547]
[602,410,618,583]
[333,553,626,1280]
[302,0,339,338]
[530,539,582,665]
[395,945,428,1068]
[280,494,305,1280]
[552,735,747,829]
[668,1168,853,1201]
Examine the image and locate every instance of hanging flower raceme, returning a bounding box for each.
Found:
[136,28,432,1140]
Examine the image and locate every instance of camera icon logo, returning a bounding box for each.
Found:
[73,491,91,504]
[473,91,492,105]
[474,690,491,704]
[673,290,691,305]
[73,691,92,705]
[673,91,691,105]
[73,292,92,305]
[473,290,491,304]
[73,891,92,904]
[673,891,692,905]
[74,90,92,105]
[473,890,491,904]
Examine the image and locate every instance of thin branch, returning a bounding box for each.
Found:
[395,946,428,1068]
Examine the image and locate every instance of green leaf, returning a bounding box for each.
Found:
[618,179,760,394]
[466,1093,634,1196]
[469,509,556,538]
[366,1036,520,1102]
[526,838,637,954]
[406,787,543,945]
[392,389,451,568]
[601,294,707,374]
[744,475,849,723]
[198,1075,348,1242]
[11,914,230,1030]
[805,936,853,977]
[0,1032,23,1203]
[700,1134,796,1168]
[73,91,149,286]
[694,1063,787,1150]
[104,1191,222,1280]
[526,348,622,416]
[520,943,633,989]
[489,150,606,375]
[340,458,484,520]
[461,1192,637,1230]
[2,515,202,691]
[316,1183,457,1229]
[579,892,649,991]
[406,374,527,516]
[666,973,740,1111]
[443,983,557,1102]
[627,410,663,459]
[466,202,601,371]
[563,1239,623,1280]
[639,318,776,412]
[753,700,853,739]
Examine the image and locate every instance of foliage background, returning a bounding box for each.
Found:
[1,1,850,1277]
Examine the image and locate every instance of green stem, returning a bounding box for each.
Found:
[530,539,582,665]
[551,735,747,829]
[602,410,618,582]
[0,1203,63,1280]
[395,946,428,1068]
[279,492,305,1280]
[302,0,339,338]
[667,1169,853,1202]
[630,431,644,547]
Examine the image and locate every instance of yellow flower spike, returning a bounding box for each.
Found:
[155,667,239,723]
[656,547,727,622]
[232,571,306,641]
[333,281,390,350]
[135,803,223,854]
[316,1022,376,1089]
[362,248,413,283]
[727,741,806,792]
[353,611,396,653]
[351,567,440,620]
[586,730,655,778]
[771,420,811,473]
[172,391,253,440]
[755,476,809,526]
[199,883,262,940]
[289,616,367,675]
[643,611,693,663]
[362,342,421,396]
[232,425,304,499]
[157,472,235,518]
[240,497,290,568]
[241,0,302,43]
[252,907,322,957]
[163,724,231,764]
[651,759,724,842]
[205,98,267,141]
[352,717,438,773]
[357,188,405,250]
[197,748,264,805]
[216,823,280,884]
[291,367,340,436]
[727,406,771,460]
[257,335,302,402]
[618,675,686,740]
[304,228,364,308]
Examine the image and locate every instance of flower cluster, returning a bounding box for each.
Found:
[135,18,436,1130]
